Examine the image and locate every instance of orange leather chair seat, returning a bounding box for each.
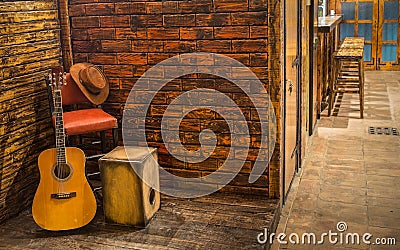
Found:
[57,108,117,136]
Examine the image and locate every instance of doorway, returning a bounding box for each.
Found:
[338,0,400,70]
[283,0,301,202]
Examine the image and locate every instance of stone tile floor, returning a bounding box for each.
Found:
[272,71,400,249]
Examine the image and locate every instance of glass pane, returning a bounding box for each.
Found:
[364,44,372,62]
[382,44,397,62]
[341,2,355,20]
[383,23,398,41]
[359,2,373,20]
[384,1,399,20]
[340,23,355,40]
[358,23,372,40]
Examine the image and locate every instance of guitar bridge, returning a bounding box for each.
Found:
[51,192,77,199]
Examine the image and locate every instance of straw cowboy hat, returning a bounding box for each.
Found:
[70,62,109,105]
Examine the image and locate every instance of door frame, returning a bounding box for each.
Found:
[281,0,302,205]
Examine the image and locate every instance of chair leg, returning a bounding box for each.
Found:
[100,131,107,153]
[112,128,119,148]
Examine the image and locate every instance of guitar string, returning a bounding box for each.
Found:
[54,72,66,195]
[55,73,62,195]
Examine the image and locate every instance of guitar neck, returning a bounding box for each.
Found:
[53,90,67,165]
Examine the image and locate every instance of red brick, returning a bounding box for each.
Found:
[100,16,130,27]
[213,0,248,12]
[231,11,268,25]
[146,2,162,14]
[163,14,196,26]
[132,91,165,104]
[107,78,120,90]
[73,40,101,52]
[186,158,219,171]
[182,79,215,91]
[214,78,244,93]
[85,3,115,15]
[148,53,173,65]
[185,109,215,119]
[117,53,147,65]
[250,26,268,38]
[71,29,88,40]
[101,40,131,52]
[71,16,99,28]
[88,28,115,40]
[194,0,213,13]
[197,40,231,53]
[115,2,146,14]
[115,28,147,39]
[69,5,85,16]
[145,117,162,129]
[196,13,231,26]
[249,0,267,11]
[103,65,134,77]
[162,1,179,14]
[73,53,88,62]
[88,53,117,65]
[180,27,213,40]
[179,1,197,13]
[232,39,267,53]
[166,169,201,178]
[147,28,180,40]
[69,0,95,4]
[250,53,268,66]
[159,78,181,91]
[230,173,268,188]
[217,53,250,65]
[132,41,163,53]
[201,120,230,133]
[251,66,268,79]
[214,26,249,39]
[164,41,196,53]
[131,14,163,27]
[217,133,231,146]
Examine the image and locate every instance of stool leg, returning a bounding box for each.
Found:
[328,58,338,116]
[358,59,364,118]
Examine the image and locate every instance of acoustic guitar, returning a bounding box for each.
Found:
[32,66,96,231]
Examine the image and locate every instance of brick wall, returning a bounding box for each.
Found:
[0,0,62,223]
[69,0,281,197]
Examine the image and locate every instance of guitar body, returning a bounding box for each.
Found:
[32,147,96,231]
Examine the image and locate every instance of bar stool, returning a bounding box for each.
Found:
[329,37,364,118]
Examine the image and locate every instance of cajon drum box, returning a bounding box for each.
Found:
[99,146,160,227]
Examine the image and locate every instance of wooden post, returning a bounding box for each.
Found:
[58,0,73,71]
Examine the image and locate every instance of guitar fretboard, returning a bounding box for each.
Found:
[53,90,66,165]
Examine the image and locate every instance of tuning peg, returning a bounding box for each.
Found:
[52,73,56,86]
[63,72,67,85]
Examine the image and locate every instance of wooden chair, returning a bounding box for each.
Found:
[329,37,365,118]
[45,72,118,177]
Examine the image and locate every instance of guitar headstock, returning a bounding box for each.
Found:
[48,66,66,91]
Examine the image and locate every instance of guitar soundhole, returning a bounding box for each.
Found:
[53,163,72,181]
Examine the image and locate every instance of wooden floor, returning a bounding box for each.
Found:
[0,192,279,249]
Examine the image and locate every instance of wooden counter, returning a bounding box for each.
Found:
[318,15,343,33]
[317,15,342,117]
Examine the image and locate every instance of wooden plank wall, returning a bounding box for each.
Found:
[69,0,281,197]
[0,1,62,223]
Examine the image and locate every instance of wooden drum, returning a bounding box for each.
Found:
[99,146,160,227]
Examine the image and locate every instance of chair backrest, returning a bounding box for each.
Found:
[62,73,90,105]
